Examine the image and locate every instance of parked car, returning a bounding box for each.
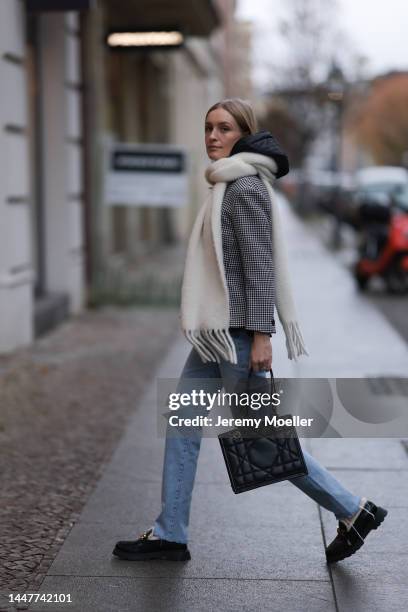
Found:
[354,166,408,190]
[343,166,408,228]
[282,168,353,216]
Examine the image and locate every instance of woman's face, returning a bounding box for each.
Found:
[205,108,244,161]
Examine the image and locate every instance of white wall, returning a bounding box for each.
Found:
[39,12,85,314]
[0,4,86,353]
[168,39,224,242]
[0,0,34,352]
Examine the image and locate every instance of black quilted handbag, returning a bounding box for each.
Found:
[218,370,308,494]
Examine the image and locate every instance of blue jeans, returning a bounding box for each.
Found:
[153,329,361,544]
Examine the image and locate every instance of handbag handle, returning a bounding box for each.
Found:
[249,367,277,395]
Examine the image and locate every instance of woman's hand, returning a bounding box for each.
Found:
[249,332,272,372]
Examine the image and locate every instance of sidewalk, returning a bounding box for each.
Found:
[17,198,408,612]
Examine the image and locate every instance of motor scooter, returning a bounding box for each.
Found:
[354,199,408,293]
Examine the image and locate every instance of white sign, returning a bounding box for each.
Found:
[104,142,189,208]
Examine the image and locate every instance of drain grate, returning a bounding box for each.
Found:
[365,377,408,396]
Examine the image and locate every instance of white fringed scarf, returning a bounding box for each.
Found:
[180,151,309,364]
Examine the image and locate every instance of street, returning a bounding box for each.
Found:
[1,1,408,610]
[306,214,408,343]
[1,197,406,612]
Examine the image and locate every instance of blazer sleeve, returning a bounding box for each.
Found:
[229,179,276,334]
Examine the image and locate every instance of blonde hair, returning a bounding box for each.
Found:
[205,98,258,135]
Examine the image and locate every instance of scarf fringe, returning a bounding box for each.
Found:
[182,152,309,364]
[185,330,218,363]
[184,328,238,364]
[281,321,309,361]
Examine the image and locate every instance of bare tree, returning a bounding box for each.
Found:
[259,0,359,167]
[276,0,341,89]
[259,97,313,167]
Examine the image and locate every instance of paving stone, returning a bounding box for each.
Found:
[48,479,328,582]
[0,307,179,594]
[308,438,408,470]
[29,576,335,612]
[315,469,408,509]
[330,575,408,612]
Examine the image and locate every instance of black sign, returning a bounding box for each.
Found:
[112,151,185,174]
[26,0,94,11]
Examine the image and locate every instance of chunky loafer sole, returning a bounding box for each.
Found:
[112,547,191,561]
[326,506,388,564]
[371,506,388,529]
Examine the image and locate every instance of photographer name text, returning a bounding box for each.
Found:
[168,415,314,428]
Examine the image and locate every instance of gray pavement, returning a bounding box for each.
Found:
[21,198,408,612]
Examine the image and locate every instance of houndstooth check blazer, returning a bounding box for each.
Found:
[221,174,276,335]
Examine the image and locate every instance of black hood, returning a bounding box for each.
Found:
[229,130,289,179]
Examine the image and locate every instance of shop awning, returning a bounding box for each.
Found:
[26,0,95,10]
[105,0,220,37]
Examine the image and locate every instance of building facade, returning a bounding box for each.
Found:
[0,1,85,353]
[0,0,250,353]
[84,1,225,280]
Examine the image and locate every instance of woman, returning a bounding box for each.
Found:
[113,98,387,564]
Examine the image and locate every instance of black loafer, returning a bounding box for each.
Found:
[326,500,388,564]
[112,528,191,561]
